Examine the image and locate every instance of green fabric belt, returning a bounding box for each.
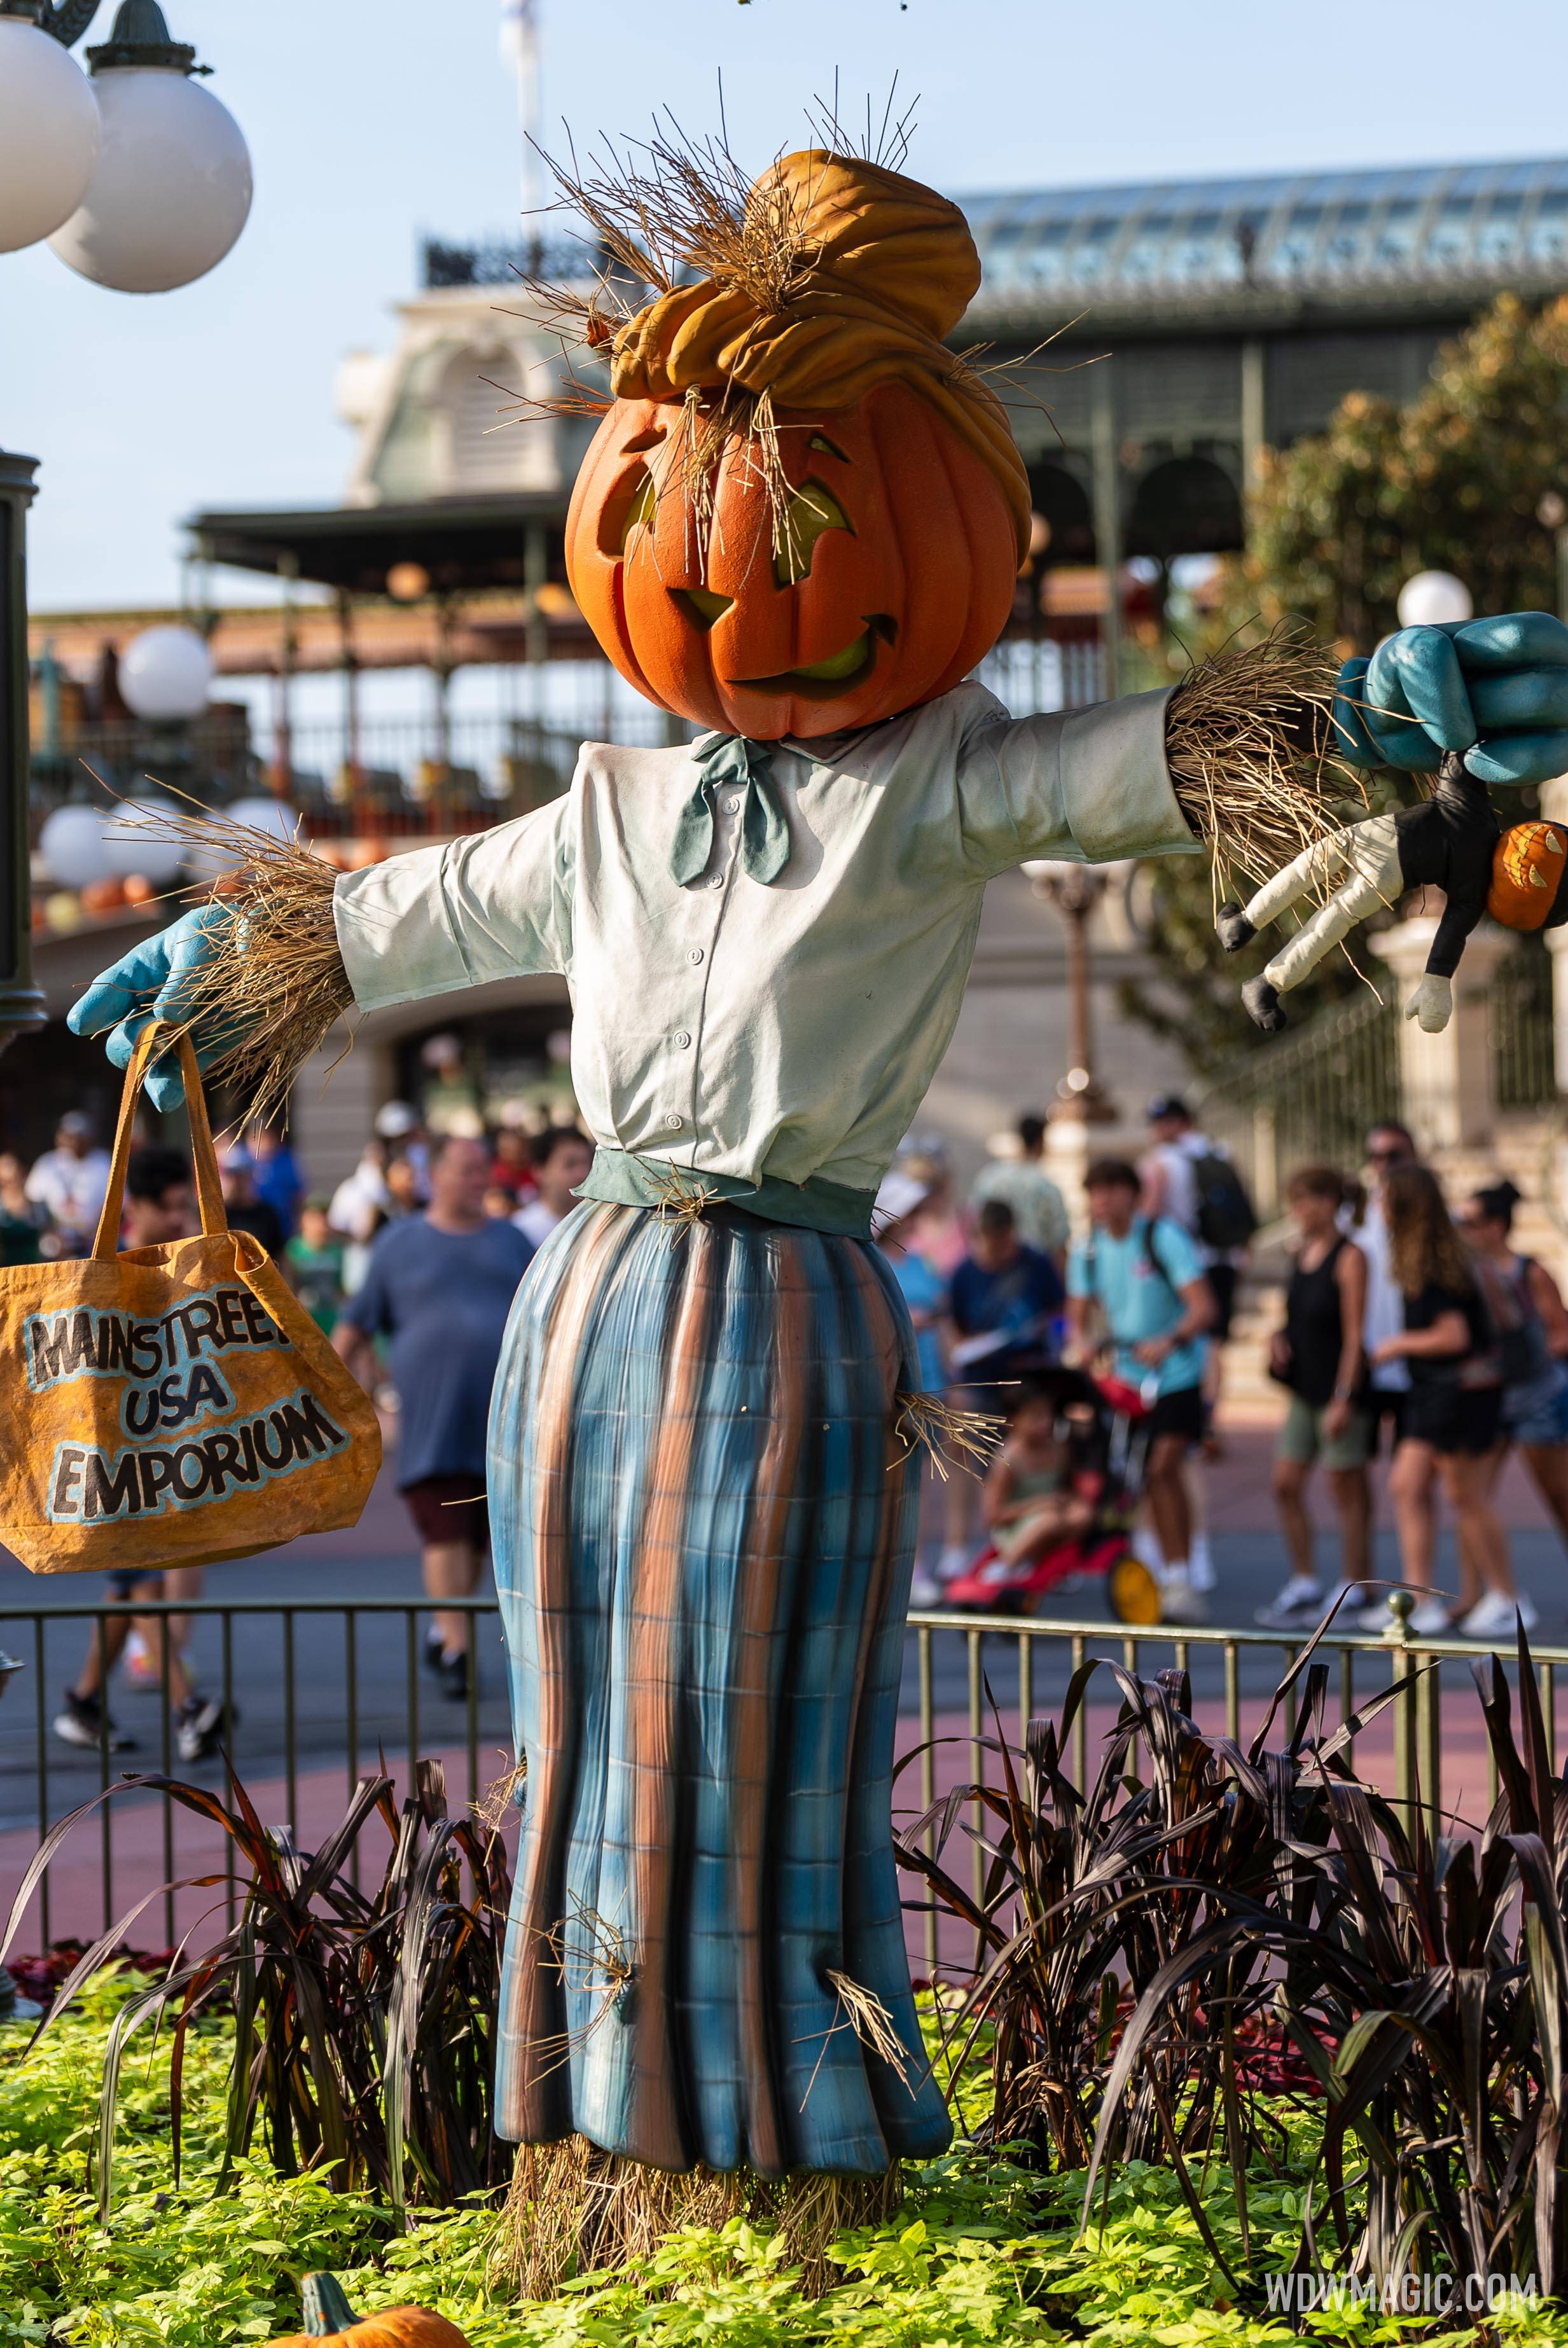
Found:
[576,1148,877,1239]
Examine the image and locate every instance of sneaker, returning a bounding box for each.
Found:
[1159,1569,1209,1627]
[1406,1595,1457,1637]
[908,1567,941,1608]
[1457,1590,1537,1642]
[52,1688,135,1753]
[936,1544,976,1585]
[175,1695,225,1763]
[440,1648,471,1703]
[1254,1574,1324,1630]
[420,1628,445,1678]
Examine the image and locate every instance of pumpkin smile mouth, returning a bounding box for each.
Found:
[737,615,896,699]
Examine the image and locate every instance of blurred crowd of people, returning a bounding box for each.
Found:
[1258,1122,1568,1642]
[872,1096,1251,1624]
[14,1073,1568,1754]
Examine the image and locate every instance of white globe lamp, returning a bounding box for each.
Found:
[48,1,251,294]
[103,794,186,884]
[0,13,101,254]
[118,622,212,720]
[1397,570,1474,629]
[39,803,115,890]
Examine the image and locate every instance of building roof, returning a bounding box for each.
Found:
[960,156,1568,315]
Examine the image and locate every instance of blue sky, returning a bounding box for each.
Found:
[9,0,1568,613]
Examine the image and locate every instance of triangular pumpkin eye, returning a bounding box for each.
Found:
[774,480,852,588]
[677,588,734,629]
[620,469,656,548]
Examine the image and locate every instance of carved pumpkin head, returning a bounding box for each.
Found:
[1488,821,1568,930]
[556,146,1030,739]
[565,380,1021,739]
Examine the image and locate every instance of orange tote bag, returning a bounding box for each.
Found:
[0,1024,381,1575]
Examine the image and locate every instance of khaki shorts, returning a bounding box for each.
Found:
[1277,1392,1371,1471]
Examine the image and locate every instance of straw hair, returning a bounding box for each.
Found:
[506,119,1030,561]
[109,801,353,1129]
[1163,622,1366,900]
[494,2135,903,2302]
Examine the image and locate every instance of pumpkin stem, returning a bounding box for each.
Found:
[302,2274,359,2335]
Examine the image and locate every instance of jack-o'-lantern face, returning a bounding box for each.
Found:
[565,380,1021,739]
[1489,821,1568,930]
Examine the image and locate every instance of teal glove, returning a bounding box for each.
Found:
[67,903,239,1112]
[1331,613,1568,784]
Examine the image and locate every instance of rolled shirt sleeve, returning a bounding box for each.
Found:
[332,789,575,1014]
[955,684,1202,875]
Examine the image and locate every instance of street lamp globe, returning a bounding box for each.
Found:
[1397,570,1474,629]
[118,622,212,720]
[0,15,101,256]
[48,3,251,294]
[38,804,116,891]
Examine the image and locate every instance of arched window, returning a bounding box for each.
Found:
[1125,455,1244,561]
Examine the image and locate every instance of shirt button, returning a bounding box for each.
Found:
[709,872,725,889]
[673,1031,691,1048]
[726,796,742,814]
[688,948,704,965]
[663,1112,683,1131]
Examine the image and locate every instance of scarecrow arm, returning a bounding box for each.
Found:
[67,789,575,1114]
[964,633,1347,877]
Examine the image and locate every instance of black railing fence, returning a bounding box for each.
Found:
[0,1592,1557,1969]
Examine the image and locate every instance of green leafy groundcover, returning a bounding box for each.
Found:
[4,1976,1568,2348]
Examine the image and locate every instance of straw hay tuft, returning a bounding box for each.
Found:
[891,1390,1004,1483]
[1164,622,1368,905]
[494,2135,903,2302]
[108,799,352,1129]
[649,1160,723,1242]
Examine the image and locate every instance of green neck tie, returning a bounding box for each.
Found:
[669,733,791,887]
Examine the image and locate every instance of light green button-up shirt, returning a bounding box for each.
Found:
[332,679,1197,1198]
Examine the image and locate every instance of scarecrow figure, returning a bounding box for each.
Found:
[69,129,1568,2239]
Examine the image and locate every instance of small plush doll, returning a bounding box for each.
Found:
[1219,614,1568,1030]
[64,127,1568,2247]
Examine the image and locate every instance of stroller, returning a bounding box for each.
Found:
[943,1362,1163,1625]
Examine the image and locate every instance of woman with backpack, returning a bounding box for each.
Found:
[1370,1163,1528,1639]
[1255,1165,1371,1630]
[1459,1182,1568,1578]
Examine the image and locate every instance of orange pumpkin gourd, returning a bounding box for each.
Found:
[1488,821,1567,930]
[565,379,1021,740]
[265,2272,473,2348]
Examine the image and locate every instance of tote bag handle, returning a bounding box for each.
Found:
[92,1022,229,1259]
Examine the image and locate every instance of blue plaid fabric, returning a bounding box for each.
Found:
[486,1200,950,2176]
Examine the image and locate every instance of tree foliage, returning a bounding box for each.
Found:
[1242,292,1568,652]
[1120,293,1568,1075]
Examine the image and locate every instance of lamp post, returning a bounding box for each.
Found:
[0,0,251,1056]
[1024,860,1119,1123]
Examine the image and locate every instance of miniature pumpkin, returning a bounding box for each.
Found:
[267,2272,473,2348]
[1488,820,1567,930]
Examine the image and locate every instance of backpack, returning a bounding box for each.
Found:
[1471,1254,1539,1389]
[1188,1148,1258,1251]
